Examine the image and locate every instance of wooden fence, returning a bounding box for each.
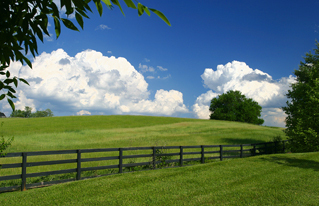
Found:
[0,140,288,193]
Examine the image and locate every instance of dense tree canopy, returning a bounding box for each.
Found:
[0,0,170,110]
[282,42,319,153]
[209,90,264,125]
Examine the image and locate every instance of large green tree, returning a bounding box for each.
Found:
[0,0,170,110]
[282,42,319,153]
[209,90,264,125]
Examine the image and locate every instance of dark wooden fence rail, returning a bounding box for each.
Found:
[0,140,288,192]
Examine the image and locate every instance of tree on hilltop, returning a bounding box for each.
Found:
[282,42,319,153]
[209,90,264,125]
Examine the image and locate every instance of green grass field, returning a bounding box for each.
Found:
[0,115,285,152]
[2,115,316,205]
[1,152,318,206]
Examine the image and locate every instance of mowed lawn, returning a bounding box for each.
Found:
[0,115,285,152]
[0,152,318,206]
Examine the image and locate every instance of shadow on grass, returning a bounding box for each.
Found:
[260,156,319,171]
[221,138,267,145]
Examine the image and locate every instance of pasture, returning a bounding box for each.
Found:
[2,116,317,205]
[1,152,318,205]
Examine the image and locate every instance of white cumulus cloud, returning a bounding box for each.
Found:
[77,110,91,116]
[193,60,296,127]
[1,49,189,117]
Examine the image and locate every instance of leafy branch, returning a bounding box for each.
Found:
[0,0,170,110]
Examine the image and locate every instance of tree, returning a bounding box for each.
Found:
[10,106,54,117]
[282,42,319,153]
[209,90,264,125]
[0,0,170,110]
[31,109,54,117]
[0,122,14,157]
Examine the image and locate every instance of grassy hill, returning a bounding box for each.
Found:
[0,116,318,205]
[0,115,285,152]
[0,152,318,205]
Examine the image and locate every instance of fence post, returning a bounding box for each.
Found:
[253,144,256,156]
[264,143,267,154]
[201,145,205,164]
[119,148,123,173]
[152,147,156,169]
[76,150,81,180]
[21,152,27,191]
[240,145,243,158]
[220,145,223,161]
[180,146,183,167]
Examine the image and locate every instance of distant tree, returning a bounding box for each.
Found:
[10,109,26,118]
[0,0,170,111]
[31,109,54,118]
[282,42,319,153]
[209,90,264,125]
[10,106,54,118]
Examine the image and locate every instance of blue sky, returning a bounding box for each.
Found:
[3,0,319,127]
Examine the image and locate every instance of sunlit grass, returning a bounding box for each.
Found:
[0,115,286,190]
[1,116,285,152]
[1,152,318,205]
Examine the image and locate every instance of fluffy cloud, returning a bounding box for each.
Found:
[2,49,188,117]
[261,108,286,127]
[193,91,219,119]
[194,61,296,127]
[77,110,91,116]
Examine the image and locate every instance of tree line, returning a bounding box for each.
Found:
[10,106,53,118]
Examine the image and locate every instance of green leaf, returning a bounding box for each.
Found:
[8,87,16,93]
[6,71,10,78]
[54,17,61,38]
[61,18,79,31]
[50,2,60,17]
[36,26,44,42]
[149,8,171,26]
[76,8,90,19]
[124,0,136,9]
[0,94,5,101]
[22,56,32,68]
[7,91,16,99]
[19,78,30,86]
[111,0,125,16]
[7,98,15,111]
[144,7,151,16]
[3,79,14,85]
[102,0,111,6]
[137,3,144,16]
[13,78,18,87]
[40,15,50,36]
[95,1,103,16]
[0,82,4,90]
[75,13,84,29]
